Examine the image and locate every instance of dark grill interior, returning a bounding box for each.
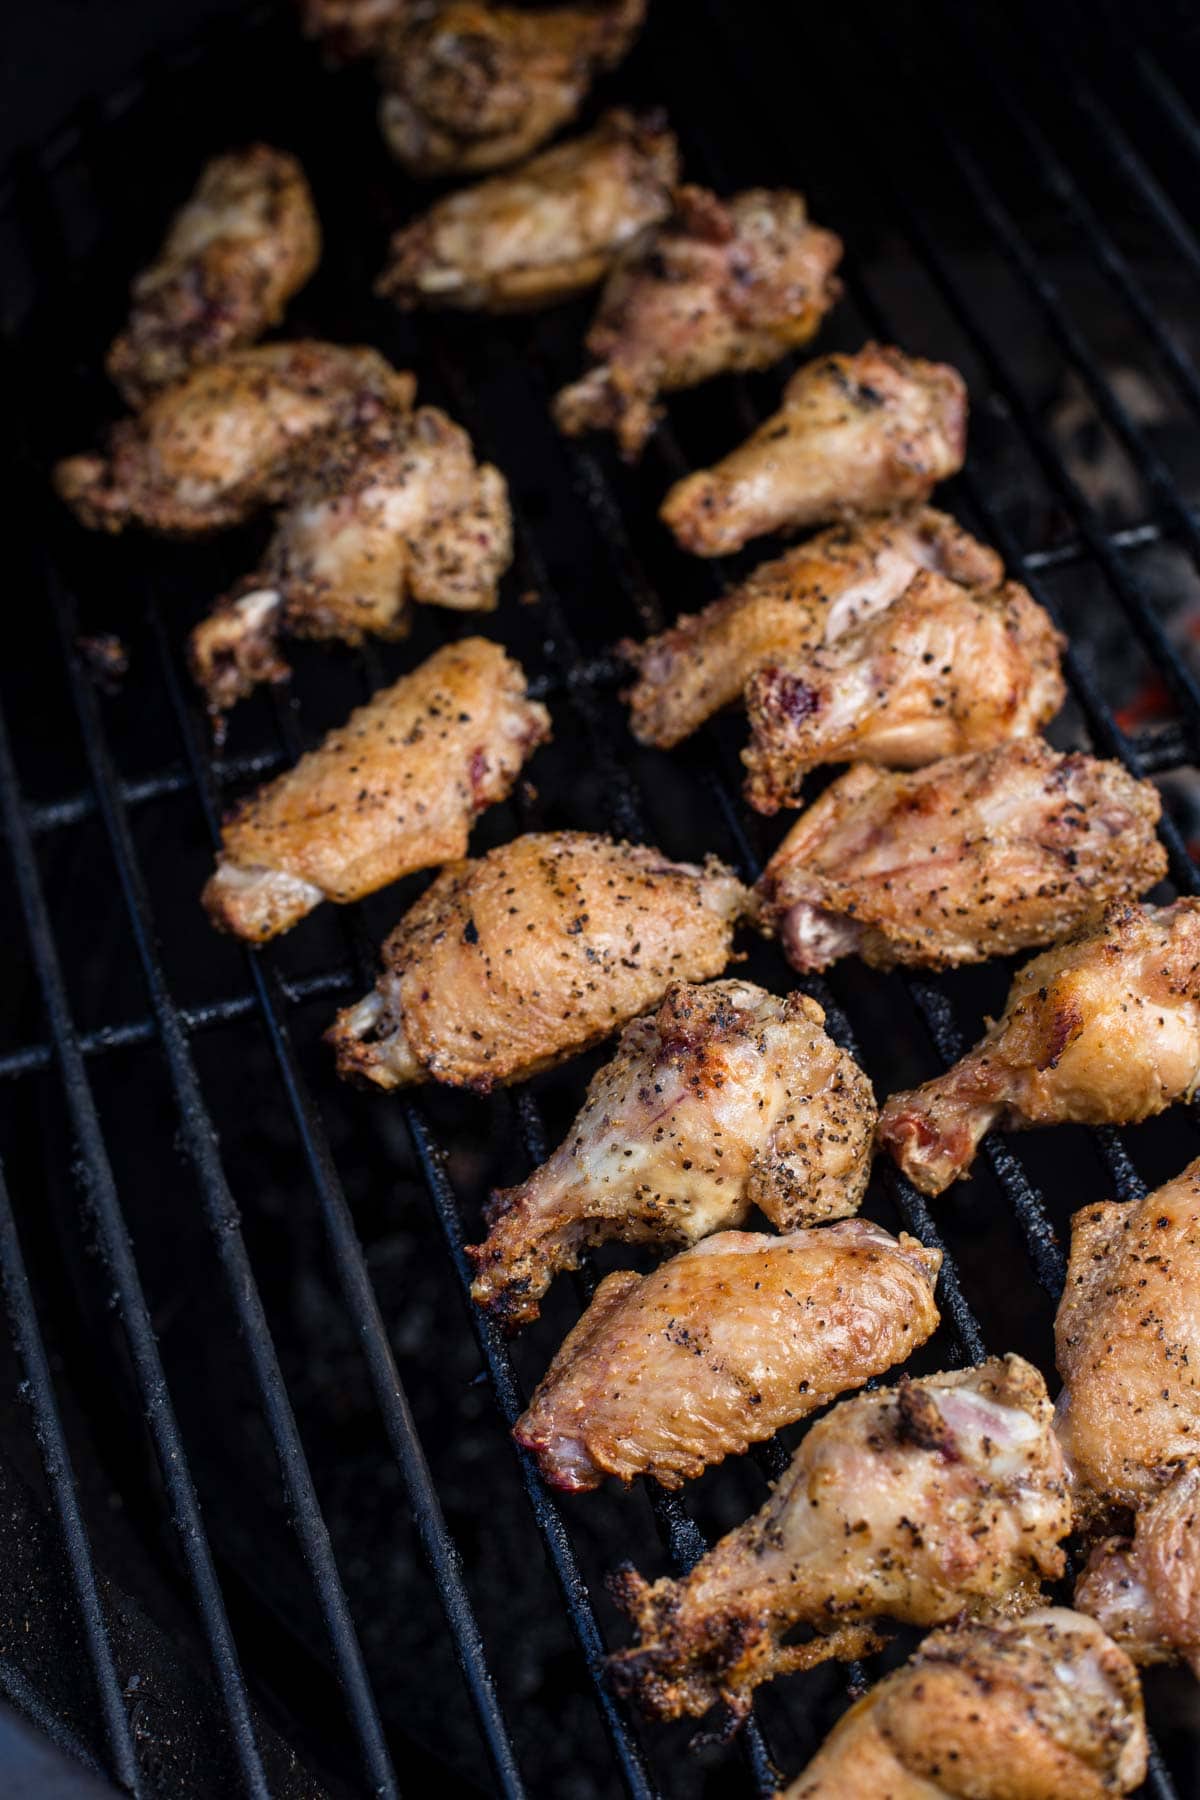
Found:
[4,1,1200,1793]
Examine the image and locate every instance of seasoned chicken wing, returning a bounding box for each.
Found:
[608,1355,1067,1718]
[878,901,1200,1195]
[376,108,678,311]
[779,1608,1147,1800]
[327,831,751,1090]
[756,740,1166,975]
[105,147,321,406]
[623,508,1002,749]
[201,639,548,941]
[299,0,402,58]
[659,343,968,558]
[467,980,876,1329]
[1076,1461,1200,1679]
[553,185,843,460]
[56,342,415,537]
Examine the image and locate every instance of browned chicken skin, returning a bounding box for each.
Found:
[515,1220,941,1491]
[877,901,1200,1195]
[299,0,403,58]
[326,831,752,1090]
[554,185,843,460]
[1076,1461,1200,1679]
[608,1355,1067,1719]
[466,980,876,1329]
[659,343,968,558]
[105,147,321,406]
[756,740,1166,974]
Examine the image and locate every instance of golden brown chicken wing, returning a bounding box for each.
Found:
[659,343,968,558]
[553,184,843,460]
[467,980,876,1329]
[376,108,678,311]
[1075,1461,1200,1679]
[756,740,1166,975]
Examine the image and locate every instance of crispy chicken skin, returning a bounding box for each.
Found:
[376,109,679,311]
[742,572,1066,812]
[877,901,1200,1195]
[189,408,512,716]
[56,342,415,538]
[467,981,876,1329]
[201,640,549,942]
[299,0,402,58]
[553,185,843,460]
[659,343,968,558]
[1076,1462,1200,1679]
[779,1608,1147,1800]
[756,740,1166,975]
[622,508,1002,750]
[608,1355,1067,1719]
[105,147,321,406]
[515,1220,941,1491]
[327,831,751,1090]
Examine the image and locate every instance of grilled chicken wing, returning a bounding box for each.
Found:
[756,740,1166,975]
[299,0,402,58]
[659,343,968,558]
[779,1608,1147,1800]
[56,342,415,537]
[515,1220,941,1491]
[376,109,678,310]
[622,508,1001,749]
[1076,1461,1200,1679]
[553,185,843,460]
[327,831,751,1090]
[742,572,1065,812]
[467,980,876,1329]
[105,147,321,406]
[877,901,1200,1196]
[201,639,548,941]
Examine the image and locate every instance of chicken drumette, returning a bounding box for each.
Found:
[515,1220,940,1491]
[1076,1461,1200,1681]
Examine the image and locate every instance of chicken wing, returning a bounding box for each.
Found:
[779,1609,1147,1800]
[327,831,751,1090]
[553,185,843,460]
[105,147,321,406]
[376,108,678,311]
[877,901,1200,1196]
[1076,1461,1200,1680]
[756,740,1166,975]
[299,0,402,58]
[55,342,415,537]
[659,343,968,558]
[467,980,876,1329]
[622,507,1002,749]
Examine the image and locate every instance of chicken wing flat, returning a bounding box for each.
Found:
[56,342,415,537]
[376,108,678,311]
[622,507,1002,749]
[608,1355,1067,1718]
[659,343,968,558]
[201,639,548,942]
[327,831,751,1090]
[467,980,876,1329]
[780,1608,1147,1800]
[514,1220,941,1491]
[1075,1461,1200,1680]
[553,185,843,461]
[756,740,1166,975]
[105,147,321,406]
[742,572,1066,812]
[189,407,512,716]
[877,901,1200,1196]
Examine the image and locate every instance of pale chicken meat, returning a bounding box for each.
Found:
[756,740,1166,975]
[742,571,1066,812]
[55,342,415,537]
[659,343,968,558]
[514,1220,941,1491]
[553,185,843,460]
[201,639,549,942]
[608,1356,1067,1718]
[105,146,321,405]
[877,901,1200,1195]
[376,109,678,310]
[622,507,1002,749]
[1076,1461,1200,1680]
[467,980,876,1329]
[327,831,751,1090]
